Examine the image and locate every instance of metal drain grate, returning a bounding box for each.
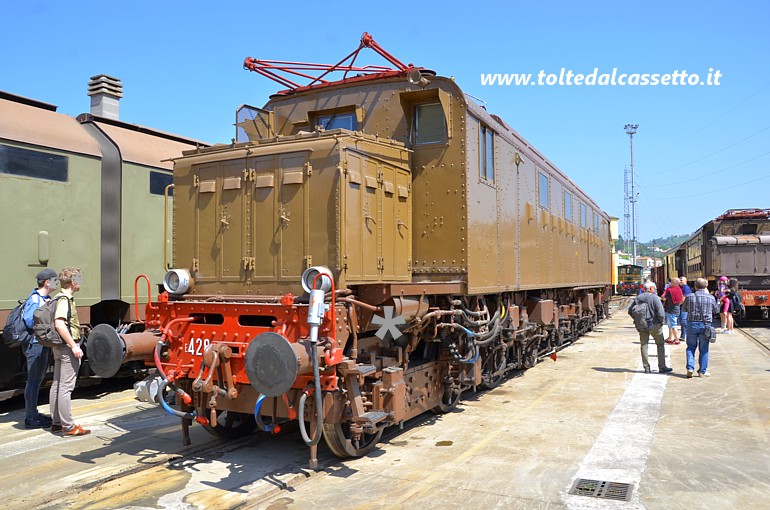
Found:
[569,478,633,501]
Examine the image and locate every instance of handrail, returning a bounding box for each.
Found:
[133,274,158,322]
[164,183,175,271]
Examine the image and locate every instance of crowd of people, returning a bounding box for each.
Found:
[628,274,744,378]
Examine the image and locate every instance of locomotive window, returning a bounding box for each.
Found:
[315,112,357,131]
[564,191,572,221]
[593,211,599,232]
[580,202,588,228]
[415,103,446,145]
[740,224,758,235]
[150,171,173,196]
[539,172,549,209]
[0,144,68,182]
[479,124,494,183]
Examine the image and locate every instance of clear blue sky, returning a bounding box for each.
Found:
[3,1,768,242]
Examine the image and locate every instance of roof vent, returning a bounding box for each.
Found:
[87,74,123,120]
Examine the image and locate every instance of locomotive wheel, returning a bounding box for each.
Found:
[482,346,507,389]
[323,422,383,458]
[431,383,461,414]
[522,350,537,369]
[553,330,565,348]
[200,410,257,440]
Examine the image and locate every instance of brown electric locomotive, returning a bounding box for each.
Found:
[88,33,612,467]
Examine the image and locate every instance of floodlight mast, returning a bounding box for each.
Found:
[624,124,639,267]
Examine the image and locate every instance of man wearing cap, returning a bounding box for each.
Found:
[20,268,59,429]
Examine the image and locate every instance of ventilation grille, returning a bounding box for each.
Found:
[569,479,633,501]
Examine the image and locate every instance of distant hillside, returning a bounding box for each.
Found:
[617,233,691,257]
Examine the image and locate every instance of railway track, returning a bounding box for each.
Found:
[736,320,770,354]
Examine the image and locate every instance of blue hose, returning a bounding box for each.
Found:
[157,379,196,420]
[254,394,277,432]
[464,346,480,364]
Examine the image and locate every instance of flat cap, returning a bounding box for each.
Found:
[36,268,58,281]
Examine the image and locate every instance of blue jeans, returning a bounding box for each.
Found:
[23,341,51,420]
[679,311,688,340]
[685,321,710,374]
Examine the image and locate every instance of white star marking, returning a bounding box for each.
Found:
[371,306,406,341]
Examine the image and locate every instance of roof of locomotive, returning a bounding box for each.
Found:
[177,127,408,162]
[261,72,608,219]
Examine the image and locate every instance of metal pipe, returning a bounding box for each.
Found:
[337,296,381,312]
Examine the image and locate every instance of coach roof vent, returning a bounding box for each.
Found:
[87,74,123,120]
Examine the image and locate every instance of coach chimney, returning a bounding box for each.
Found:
[87,74,123,120]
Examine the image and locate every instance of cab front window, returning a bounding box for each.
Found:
[414,103,446,145]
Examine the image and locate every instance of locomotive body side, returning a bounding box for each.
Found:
[673,209,770,317]
[710,210,770,315]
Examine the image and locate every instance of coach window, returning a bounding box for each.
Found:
[564,191,572,221]
[479,125,495,183]
[0,144,68,182]
[539,172,549,209]
[414,103,446,145]
[580,202,588,228]
[593,211,600,232]
[150,171,173,196]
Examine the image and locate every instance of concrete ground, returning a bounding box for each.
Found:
[252,310,770,510]
[0,306,768,509]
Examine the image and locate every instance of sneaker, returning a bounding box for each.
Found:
[687,370,693,378]
[700,371,711,377]
[61,424,91,437]
[24,416,51,429]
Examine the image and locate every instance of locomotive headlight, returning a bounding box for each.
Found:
[163,268,192,294]
[301,265,334,294]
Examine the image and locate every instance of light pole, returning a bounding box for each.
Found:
[624,124,639,267]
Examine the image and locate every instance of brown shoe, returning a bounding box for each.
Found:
[62,424,90,437]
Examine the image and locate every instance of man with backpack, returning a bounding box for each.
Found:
[628,281,673,374]
[20,269,59,429]
[48,267,90,437]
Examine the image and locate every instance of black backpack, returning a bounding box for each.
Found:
[32,295,71,348]
[2,299,34,348]
[730,292,744,317]
[628,299,654,332]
